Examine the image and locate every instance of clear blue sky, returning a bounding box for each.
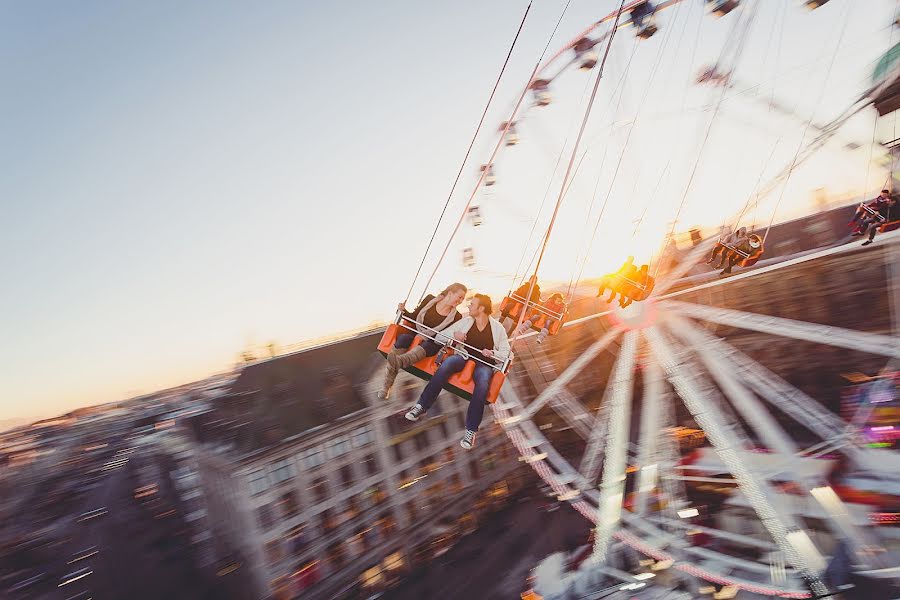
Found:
[1,0,895,422]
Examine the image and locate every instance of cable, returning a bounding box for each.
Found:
[763,0,853,244]
[418,0,574,300]
[509,0,629,345]
[575,0,689,289]
[653,2,759,279]
[403,1,532,304]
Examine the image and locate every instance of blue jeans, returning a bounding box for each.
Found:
[416,354,494,431]
[394,333,440,356]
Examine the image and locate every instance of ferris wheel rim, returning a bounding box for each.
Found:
[489,236,900,597]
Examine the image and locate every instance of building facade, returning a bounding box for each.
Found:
[180,330,530,599]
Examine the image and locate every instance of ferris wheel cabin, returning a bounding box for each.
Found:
[871,42,900,116]
[706,0,740,17]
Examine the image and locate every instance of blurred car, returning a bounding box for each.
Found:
[68,546,99,564]
[76,508,108,523]
[58,567,92,588]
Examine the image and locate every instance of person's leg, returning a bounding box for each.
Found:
[706,245,722,264]
[414,355,467,412]
[391,334,431,369]
[715,250,730,269]
[863,220,879,245]
[721,255,737,274]
[380,333,416,398]
[419,339,442,357]
[515,312,537,336]
[394,333,415,350]
[463,364,494,435]
[537,317,556,343]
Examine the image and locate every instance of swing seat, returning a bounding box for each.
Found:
[616,274,655,302]
[502,294,568,336]
[377,323,506,403]
[879,219,900,233]
[499,295,529,321]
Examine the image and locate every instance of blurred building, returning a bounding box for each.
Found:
[179,329,528,599]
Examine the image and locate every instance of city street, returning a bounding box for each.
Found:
[384,494,591,600]
[47,440,215,600]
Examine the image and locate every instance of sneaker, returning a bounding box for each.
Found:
[377,390,389,400]
[460,429,477,450]
[536,329,549,344]
[405,404,425,422]
[851,231,864,237]
[862,240,873,246]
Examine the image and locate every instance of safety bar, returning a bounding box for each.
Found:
[717,241,750,258]
[861,204,887,221]
[611,274,651,292]
[393,310,513,373]
[508,293,566,320]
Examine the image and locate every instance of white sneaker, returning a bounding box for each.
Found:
[536,328,549,344]
[405,404,425,422]
[460,429,476,450]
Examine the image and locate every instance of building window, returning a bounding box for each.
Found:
[363,484,386,509]
[340,464,354,488]
[352,426,374,448]
[309,477,329,504]
[469,460,479,481]
[482,452,496,471]
[325,435,352,459]
[378,512,397,538]
[327,542,346,570]
[413,432,429,453]
[277,491,300,519]
[300,446,325,470]
[397,469,413,489]
[256,504,275,530]
[287,523,307,555]
[346,496,361,520]
[265,538,284,565]
[393,442,404,464]
[321,508,337,534]
[405,501,417,524]
[248,470,269,495]
[360,453,380,476]
[270,458,294,485]
[438,420,449,439]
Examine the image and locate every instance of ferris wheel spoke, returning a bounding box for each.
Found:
[652,238,720,297]
[666,299,900,358]
[667,316,885,562]
[671,318,895,482]
[667,315,800,458]
[520,326,622,421]
[645,327,829,596]
[634,354,663,517]
[519,344,594,440]
[591,330,638,565]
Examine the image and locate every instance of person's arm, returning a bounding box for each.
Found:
[486,321,511,364]
[402,295,434,319]
[435,317,470,345]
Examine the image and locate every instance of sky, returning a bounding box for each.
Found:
[1,0,898,423]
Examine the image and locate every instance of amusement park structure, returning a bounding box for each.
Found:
[383,1,900,598]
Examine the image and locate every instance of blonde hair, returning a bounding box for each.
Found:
[440,283,467,297]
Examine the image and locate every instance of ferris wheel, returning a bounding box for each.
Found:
[384,1,900,597]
